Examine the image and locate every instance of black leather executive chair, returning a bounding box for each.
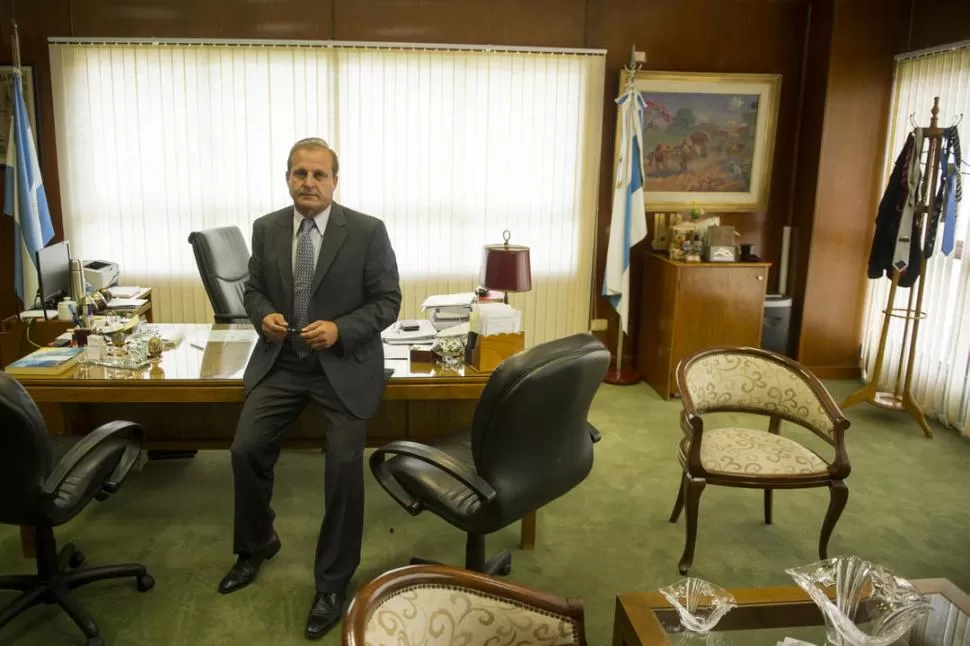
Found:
[370,333,609,576]
[187,225,251,324]
[0,373,153,646]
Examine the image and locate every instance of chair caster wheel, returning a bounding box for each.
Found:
[87,637,104,646]
[69,550,86,569]
[137,574,155,592]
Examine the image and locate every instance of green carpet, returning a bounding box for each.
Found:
[1,380,968,645]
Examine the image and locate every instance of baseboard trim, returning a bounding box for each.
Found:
[806,365,861,380]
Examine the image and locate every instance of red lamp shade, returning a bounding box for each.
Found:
[479,230,532,293]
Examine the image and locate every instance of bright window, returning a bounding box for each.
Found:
[49,41,606,343]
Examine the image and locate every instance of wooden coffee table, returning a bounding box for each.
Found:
[613,578,970,645]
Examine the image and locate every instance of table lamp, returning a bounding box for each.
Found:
[479,230,531,303]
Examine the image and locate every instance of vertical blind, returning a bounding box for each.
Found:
[860,44,970,434]
[48,42,606,345]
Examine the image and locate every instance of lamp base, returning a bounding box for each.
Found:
[603,365,642,386]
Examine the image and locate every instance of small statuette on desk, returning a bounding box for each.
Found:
[147,335,164,359]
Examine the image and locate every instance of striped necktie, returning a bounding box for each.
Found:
[292,218,316,358]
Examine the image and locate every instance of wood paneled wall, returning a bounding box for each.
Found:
[0,0,957,377]
[792,0,906,376]
[904,0,970,53]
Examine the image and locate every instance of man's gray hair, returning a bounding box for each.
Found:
[287,137,339,176]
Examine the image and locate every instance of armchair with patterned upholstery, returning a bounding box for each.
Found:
[342,564,587,646]
[669,346,851,575]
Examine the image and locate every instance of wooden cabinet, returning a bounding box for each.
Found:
[636,254,771,399]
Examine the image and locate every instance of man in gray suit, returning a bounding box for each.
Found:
[217,137,401,640]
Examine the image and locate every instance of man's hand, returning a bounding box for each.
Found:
[301,320,339,350]
[262,313,289,342]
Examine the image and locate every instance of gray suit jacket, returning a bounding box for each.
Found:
[242,202,402,419]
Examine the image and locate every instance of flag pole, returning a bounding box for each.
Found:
[603,45,644,386]
[12,18,21,72]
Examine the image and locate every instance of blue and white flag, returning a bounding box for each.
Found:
[602,82,648,333]
[3,68,53,308]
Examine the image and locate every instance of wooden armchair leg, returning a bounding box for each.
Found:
[678,477,706,575]
[819,480,849,559]
[764,489,773,525]
[669,474,686,523]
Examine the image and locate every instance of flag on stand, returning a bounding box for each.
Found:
[4,68,53,309]
[602,79,648,334]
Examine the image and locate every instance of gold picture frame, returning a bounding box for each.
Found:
[617,69,781,213]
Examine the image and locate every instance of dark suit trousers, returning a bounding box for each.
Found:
[230,354,366,594]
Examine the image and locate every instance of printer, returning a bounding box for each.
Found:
[82,260,120,289]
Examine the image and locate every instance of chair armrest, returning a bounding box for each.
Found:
[214,314,252,325]
[41,420,144,498]
[369,441,497,515]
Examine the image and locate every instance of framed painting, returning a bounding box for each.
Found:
[0,65,38,159]
[617,69,781,212]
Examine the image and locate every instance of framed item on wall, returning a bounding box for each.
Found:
[617,69,781,212]
[0,65,38,159]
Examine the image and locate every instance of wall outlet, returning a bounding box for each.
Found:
[590,318,608,332]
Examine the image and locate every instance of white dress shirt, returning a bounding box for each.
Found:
[292,204,331,279]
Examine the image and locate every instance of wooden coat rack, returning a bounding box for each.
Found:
[842,97,960,438]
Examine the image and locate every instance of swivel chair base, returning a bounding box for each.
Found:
[409,532,513,577]
[0,525,154,646]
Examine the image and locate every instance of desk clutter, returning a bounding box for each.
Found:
[3,316,182,376]
[650,213,759,263]
[381,292,525,372]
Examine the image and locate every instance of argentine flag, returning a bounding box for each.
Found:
[602,82,648,333]
[3,68,53,308]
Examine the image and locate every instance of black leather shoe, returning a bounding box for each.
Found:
[217,532,281,595]
[305,591,345,640]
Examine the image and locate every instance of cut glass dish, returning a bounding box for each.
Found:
[786,556,931,646]
[659,577,738,633]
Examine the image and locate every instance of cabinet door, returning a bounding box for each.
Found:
[637,255,677,390]
[672,265,768,366]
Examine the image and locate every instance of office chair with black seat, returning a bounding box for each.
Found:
[0,373,153,646]
[187,225,251,324]
[370,333,609,576]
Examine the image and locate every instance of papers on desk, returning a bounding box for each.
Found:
[420,292,475,310]
[18,309,58,320]
[207,329,258,343]
[382,343,433,360]
[381,343,412,360]
[106,298,148,310]
[436,321,470,338]
[471,303,521,335]
[382,319,437,344]
[108,286,147,299]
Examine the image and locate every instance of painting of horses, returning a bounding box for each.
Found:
[616,70,781,212]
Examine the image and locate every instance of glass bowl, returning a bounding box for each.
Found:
[786,556,931,646]
[432,336,465,369]
[659,577,737,633]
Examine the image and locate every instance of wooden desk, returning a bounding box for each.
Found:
[8,324,537,554]
[0,289,154,369]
